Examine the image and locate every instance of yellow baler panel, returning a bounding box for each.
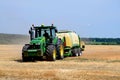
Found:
[70,32,80,46]
[56,31,80,48]
[64,33,72,47]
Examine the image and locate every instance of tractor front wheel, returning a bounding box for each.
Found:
[22,44,30,62]
[46,45,57,61]
[22,53,28,62]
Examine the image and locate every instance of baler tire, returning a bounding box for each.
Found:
[72,49,78,57]
[46,45,56,61]
[78,48,82,56]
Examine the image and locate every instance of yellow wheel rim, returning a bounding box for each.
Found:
[53,49,56,59]
[60,45,64,57]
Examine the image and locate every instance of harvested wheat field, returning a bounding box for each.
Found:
[0,45,120,80]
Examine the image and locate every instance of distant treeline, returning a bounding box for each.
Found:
[0,33,120,45]
[0,33,29,44]
[81,38,120,45]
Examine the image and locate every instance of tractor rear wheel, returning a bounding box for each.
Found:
[57,39,64,59]
[46,45,57,61]
[58,44,64,59]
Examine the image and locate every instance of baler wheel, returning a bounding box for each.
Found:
[72,49,78,57]
[78,48,82,56]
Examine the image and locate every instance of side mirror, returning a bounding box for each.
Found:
[55,29,58,33]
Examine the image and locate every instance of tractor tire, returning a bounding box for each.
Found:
[22,44,30,62]
[22,54,28,62]
[72,48,78,57]
[46,45,57,61]
[57,39,64,59]
[22,44,29,51]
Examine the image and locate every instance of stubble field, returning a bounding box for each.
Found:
[0,45,120,80]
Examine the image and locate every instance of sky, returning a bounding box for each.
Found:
[0,0,120,38]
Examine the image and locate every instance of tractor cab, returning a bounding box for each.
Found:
[29,24,58,43]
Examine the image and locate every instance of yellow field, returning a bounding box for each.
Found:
[0,45,120,80]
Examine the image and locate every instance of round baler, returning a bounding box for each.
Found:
[56,31,85,57]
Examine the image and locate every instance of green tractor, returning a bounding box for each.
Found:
[22,24,64,61]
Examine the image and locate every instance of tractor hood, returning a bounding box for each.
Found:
[30,37,45,45]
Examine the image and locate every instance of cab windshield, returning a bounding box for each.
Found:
[34,28,56,38]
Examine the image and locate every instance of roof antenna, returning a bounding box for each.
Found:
[32,24,34,27]
[51,24,54,27]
